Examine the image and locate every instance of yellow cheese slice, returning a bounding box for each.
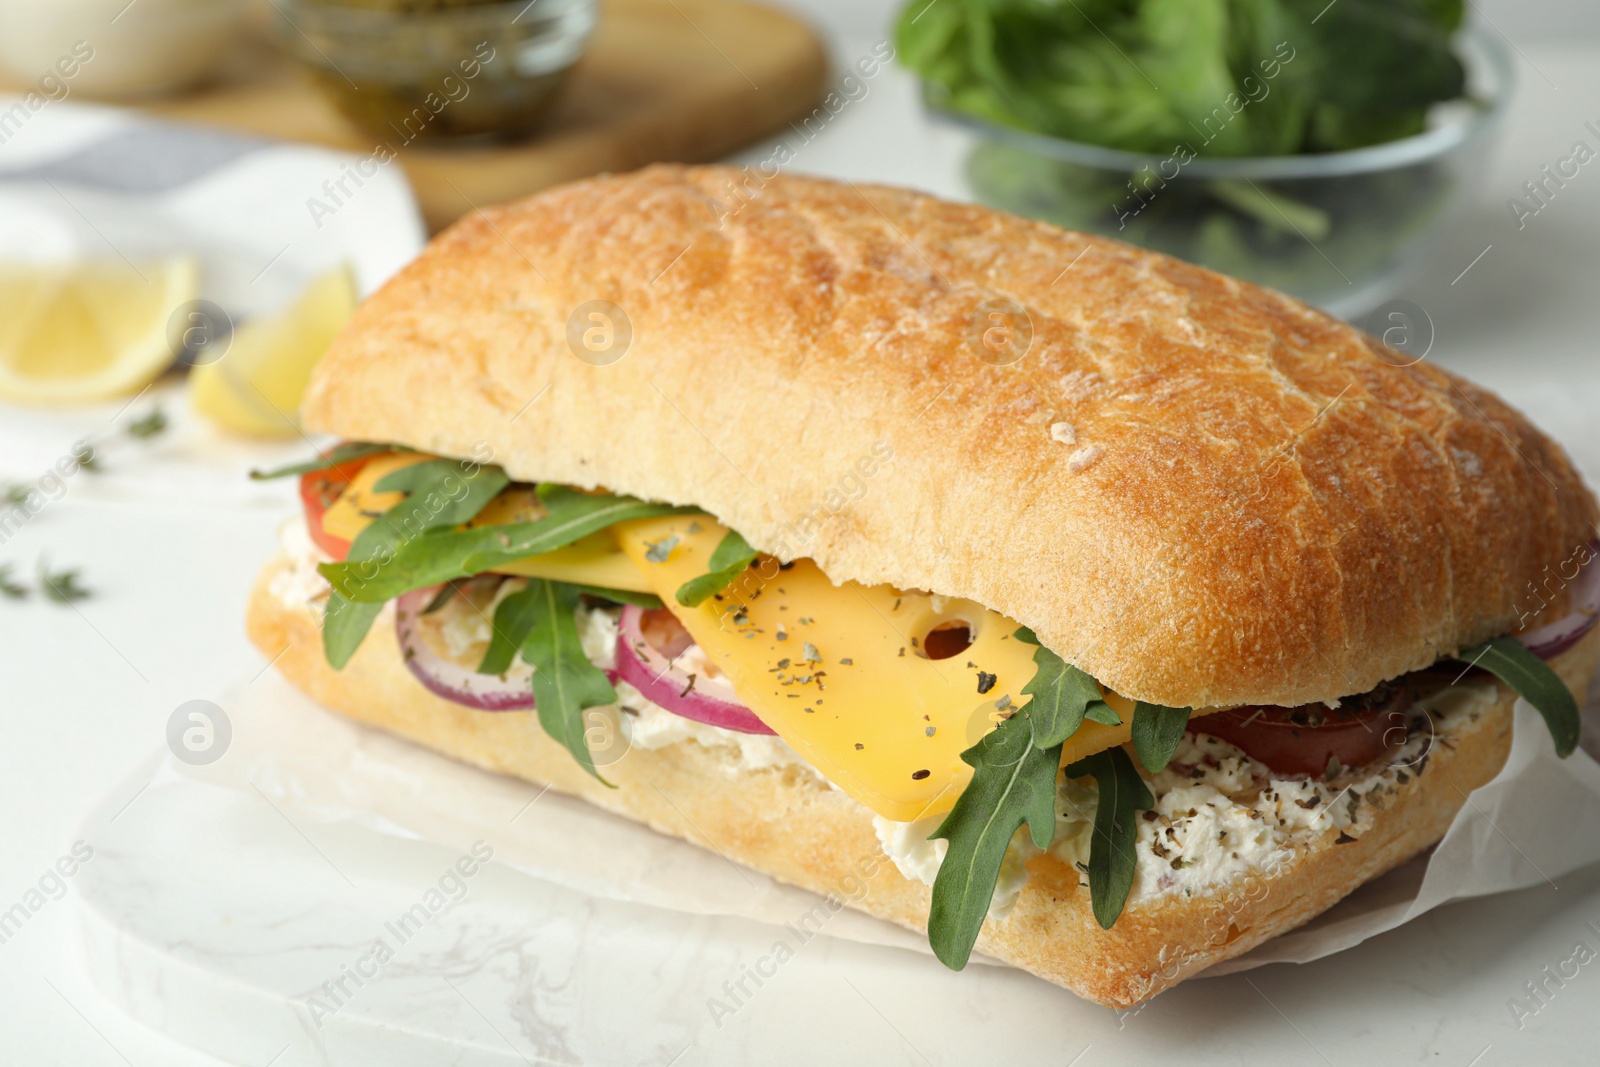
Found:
[319,453,431,542]
[321,463,1210,815]
[614,515,1145,821]
[494,530,653,591]
[318,463,654,593]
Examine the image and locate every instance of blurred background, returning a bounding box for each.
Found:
[2,0,1599,1063]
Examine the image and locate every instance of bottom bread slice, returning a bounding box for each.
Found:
[246,553,1600,1007]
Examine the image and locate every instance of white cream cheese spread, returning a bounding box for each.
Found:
[876,679,1500,911]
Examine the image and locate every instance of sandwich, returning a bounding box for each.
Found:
[246,164,1600,1007]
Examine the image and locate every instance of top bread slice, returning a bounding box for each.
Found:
[300,164,1597,709]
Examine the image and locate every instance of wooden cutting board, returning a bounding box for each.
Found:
[137,0,827,232]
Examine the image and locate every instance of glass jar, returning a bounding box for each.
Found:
[274,0,596,143]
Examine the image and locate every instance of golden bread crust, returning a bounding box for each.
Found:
[247,559,1600,1006]
[301,165,1596,708]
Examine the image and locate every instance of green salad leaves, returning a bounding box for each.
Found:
[478,580,546,676]
[319,485,695,603]
[1454,636,1580,757]
[1015,626,1120,742]
[1130,701,1192,773]
[263,444,686,776]
[522,580,626,782]
[927,622,1583,965]
[674,529,759,607]
[564,584,665,609]
[896,0,1466,156]
[895,0,1472,299]
[323,457,509,668]
[250,441,403,480]
[1064,747,1154,929]
[480,578,623,783]
[928,704,1063,969]
[928,629,1174,967]
[280,445,694,781]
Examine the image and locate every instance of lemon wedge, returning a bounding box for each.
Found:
[0,258,198,406]
[190,264,358,438]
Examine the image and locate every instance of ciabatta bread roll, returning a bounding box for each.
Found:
[301,166,1596,709]
[249,164,1599,1007]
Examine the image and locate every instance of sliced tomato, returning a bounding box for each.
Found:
[299,453,381,561]
[1192,682,1414,778]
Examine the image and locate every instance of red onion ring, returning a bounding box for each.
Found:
[1518,542,1600,660]
[616,605,775,735]
[396,586,545,712]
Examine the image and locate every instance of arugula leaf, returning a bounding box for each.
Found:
[320,487,696,603]
[1085,702,1123,726]
[674,529,758,607]
[372,459,510,531]
[323,594,384,669]
[1130,701,1191,772]
[1455,635,1580,757]
[422,578,469,614]
[928,707,1062,969]
[1064,747,1154,929]
[568,584,665,609]
[249,441,401,480]
[519,579,620,784]
[477,581,664,673]
[321,459,509,668]
[1011,626,1112,745]
[477,581,542,676]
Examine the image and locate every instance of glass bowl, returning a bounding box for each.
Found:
[926,25,1512,319]
[0,0,251,100]
[273,0,596,143]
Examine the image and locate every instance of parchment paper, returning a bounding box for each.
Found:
[185,666,1600,977]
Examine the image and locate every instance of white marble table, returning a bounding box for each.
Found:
[4,11,1600,1066]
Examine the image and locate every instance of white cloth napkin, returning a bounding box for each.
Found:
[0,98,426,506]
